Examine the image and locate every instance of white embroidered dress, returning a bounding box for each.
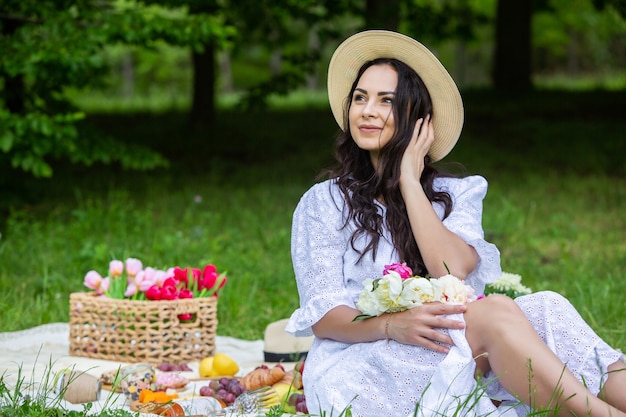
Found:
[285,175,622,417]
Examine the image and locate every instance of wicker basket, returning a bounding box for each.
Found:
[68,292,217,364]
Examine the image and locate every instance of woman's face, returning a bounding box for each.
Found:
[348,64,397,167]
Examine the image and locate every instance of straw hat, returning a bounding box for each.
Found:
[263,318,314,363]
[327,30,464,162]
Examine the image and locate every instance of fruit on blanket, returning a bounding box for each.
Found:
[212,353,239,376]
[291,392,309,414]
[157,362,192,372]
[272,382,293,403]
[138,389,179,404]
[199,377,245,406]
[278,389,305,415]
[199,356,216,377]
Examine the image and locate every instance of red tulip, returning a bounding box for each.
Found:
[146,285,162,300]
[199,264,218,290]
[161,283,178,300]
[172,267,189,286]
[178,288,193,299]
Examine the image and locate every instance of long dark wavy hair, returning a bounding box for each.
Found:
[324,58,454,276]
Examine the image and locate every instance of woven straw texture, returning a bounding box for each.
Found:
[69,292,217,364]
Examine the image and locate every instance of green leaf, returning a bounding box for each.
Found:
[0,131,14,152]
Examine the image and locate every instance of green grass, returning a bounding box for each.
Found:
[0,89,624,354]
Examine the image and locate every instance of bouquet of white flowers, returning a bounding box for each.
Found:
[354,264,532,321]
[354,263,477,320]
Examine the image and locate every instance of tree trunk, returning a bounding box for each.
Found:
[493,0,533,91]
[190,41,216,132]
[365,0,400,30]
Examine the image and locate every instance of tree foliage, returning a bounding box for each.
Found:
[0,0,234,177]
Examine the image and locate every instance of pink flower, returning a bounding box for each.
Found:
[125,283,137,297]
[109,260,124,278]
[383,263,413,279]
[155,269,169,285]
[178,313,193,322]
[192,268,202,281]
[156,277,180,300]
[198,264,220,290]
[178,288,193,299]
[84,270,104,292]
[146,285,161,300]
[125,258,143,277]
[100,277,110,293]
[135,268,158,292]
[161,284,178,300]
[172,267,189,286]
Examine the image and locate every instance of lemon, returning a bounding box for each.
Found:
[211,353,239,376]
[272,382,294,403]
[198,356,214,377]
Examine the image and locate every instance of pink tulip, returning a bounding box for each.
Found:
[84,270,104,291]
[125,283,137,297]
[143,266,157,281]
[109,260,124,278]
[135,269,158,292]
[125,258,143,277]
[154,269,168,285]
[100,277,110,293]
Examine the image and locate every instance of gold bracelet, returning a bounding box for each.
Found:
[385,314,392,343]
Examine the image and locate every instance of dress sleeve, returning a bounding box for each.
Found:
[285,182,355,337]
[436,175,502,294]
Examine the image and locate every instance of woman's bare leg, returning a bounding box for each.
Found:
[599,360,626,411]
[464,295,626,417]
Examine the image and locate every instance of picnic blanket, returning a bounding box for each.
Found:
[0,323,279,415]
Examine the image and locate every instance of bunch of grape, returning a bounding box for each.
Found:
[157,362,192,372]
[287,392,308,414]
[199,377,246,405]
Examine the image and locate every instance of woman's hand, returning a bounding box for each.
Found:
[386,302,467,353]
[399,115,435,187]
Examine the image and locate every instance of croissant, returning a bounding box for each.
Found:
[240,365,286,391]
[278,369,303,390]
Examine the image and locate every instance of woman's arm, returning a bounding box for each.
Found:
[399,116,479,278]
[312,303,468,354]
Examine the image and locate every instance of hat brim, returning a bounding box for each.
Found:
[327,30,464,162]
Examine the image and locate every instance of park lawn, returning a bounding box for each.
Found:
[0,89,624,352]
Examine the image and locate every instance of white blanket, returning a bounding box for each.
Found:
[0,323,275,415]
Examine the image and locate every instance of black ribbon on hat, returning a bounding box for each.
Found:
[263,350,308,363]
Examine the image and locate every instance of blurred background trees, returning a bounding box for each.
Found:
[1,0,625,178]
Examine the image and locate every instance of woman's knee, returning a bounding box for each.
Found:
[464,295,524,348]
[466,294,522,324]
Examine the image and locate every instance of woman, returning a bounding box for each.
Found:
[285,30,625,417]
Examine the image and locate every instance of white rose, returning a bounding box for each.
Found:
[371,272,406,313]
[356,290,386,316]
[399,277,435,308]
[431,274,474,304]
